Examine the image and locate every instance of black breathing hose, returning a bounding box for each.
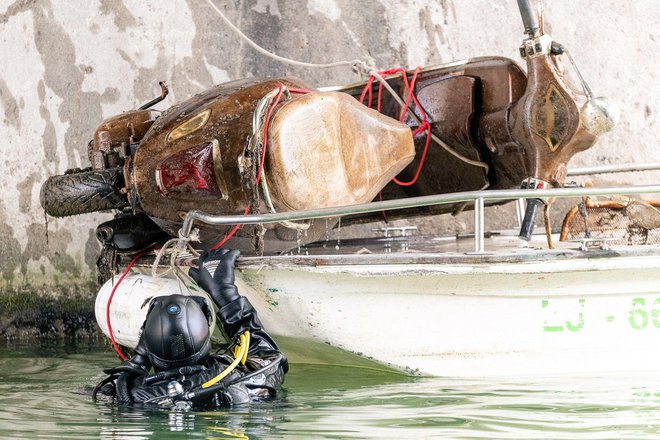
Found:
[516,0,539,36]
[143,365,206,385]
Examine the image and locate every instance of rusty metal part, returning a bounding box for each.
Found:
[89,109,160,170]
[134,78,290,219]
[510,52,596,187]
[139,81,169,110]
[560,198,660,246]
[340,57,528,222]
[133,77,413,254]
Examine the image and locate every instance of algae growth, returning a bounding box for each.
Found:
[0,282,101,340]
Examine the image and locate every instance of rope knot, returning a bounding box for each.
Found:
[351,59,376,77]
[152,228,201,277]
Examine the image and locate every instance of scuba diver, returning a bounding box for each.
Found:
[93,249,287,409]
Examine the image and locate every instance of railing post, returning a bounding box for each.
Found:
[516,198,526,229]
[474,196,485,253]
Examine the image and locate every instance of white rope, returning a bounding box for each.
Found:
[151,229,201,277]
[203,0,374,75]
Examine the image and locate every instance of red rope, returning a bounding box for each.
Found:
[359,66,431,188]
[288,87,314,95]
[211,84,313,249]
[106,252,145,360]
[377,81,384,112]
[392,121,432,186]
[210,205,251,250]
[398,66,422,123]
[359,76,375,108]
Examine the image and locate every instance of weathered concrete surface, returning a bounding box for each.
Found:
[0,0,658,334]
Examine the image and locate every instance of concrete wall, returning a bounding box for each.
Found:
[0,0,658,289]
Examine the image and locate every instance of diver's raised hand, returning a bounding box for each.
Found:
[189,248,241,308]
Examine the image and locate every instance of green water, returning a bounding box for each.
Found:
[2,344,660,439]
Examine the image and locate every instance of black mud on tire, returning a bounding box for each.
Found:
[40,168,129,217]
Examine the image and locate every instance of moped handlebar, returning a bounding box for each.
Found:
[516,0,540,36]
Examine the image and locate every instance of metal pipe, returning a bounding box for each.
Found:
[179,184,660,236]
[138,81,169,110]
[515,199,526,229]
[474,197,485,253]
[563,49,594,99]
[567,163,660,176]
[516,0,540,36]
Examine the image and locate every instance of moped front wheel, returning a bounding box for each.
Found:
[40,168,129,217]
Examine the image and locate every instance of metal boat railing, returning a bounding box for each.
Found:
[180,183,660,253]
[567,163,660,176]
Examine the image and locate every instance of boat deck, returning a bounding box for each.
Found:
[237,231,660,269]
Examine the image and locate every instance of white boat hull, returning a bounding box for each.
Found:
[235,246,660,377]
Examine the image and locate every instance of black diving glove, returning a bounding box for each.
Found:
[189,248,241,309]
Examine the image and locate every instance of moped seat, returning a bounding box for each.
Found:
[266,92,415,211]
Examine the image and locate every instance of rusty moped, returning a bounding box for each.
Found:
[40,0,617,261]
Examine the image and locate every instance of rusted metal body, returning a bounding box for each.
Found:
[133,78,290,219]
[509,54,595,187]
[88,109,160,170]
[133,77,307,250]
[129,77,414,252]
[338,57,527,221]
[338,46,603,226]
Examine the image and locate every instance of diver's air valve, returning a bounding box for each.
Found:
[167,380,184,398]
[518,178,548,241]
[167,381,193,410]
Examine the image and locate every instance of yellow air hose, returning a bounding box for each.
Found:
[238,331,250,365]
[201,330,250,389]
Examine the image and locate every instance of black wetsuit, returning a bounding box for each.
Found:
[95,296,288,408]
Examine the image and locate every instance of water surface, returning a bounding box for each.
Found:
[2,343,660,439]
